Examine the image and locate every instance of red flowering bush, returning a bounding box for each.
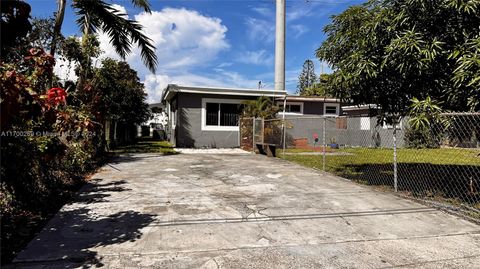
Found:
[1,47,99,263]
[47,87,67,105]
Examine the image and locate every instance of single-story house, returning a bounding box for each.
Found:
[137,103,168,139]
[275,96,342,117]
[161,84,343,148]
[342,104,379,117]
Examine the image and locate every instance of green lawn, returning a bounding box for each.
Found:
[280,147,480,210]
[112,140,177,155]
[281,148,480,169]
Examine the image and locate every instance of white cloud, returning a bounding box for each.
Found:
[98,6,230,73]
[131,7,229,71]
[288,0,346,23]
[110,4,128,17]
[244,17,275,43]
[236,50,274,66]
[251,6,273,17]
[217,62,233,68]
[95,6,232,103]
[287,7,312,22]
[143,71,265,103]
[54,57,78,82]
[289,24,309,38]
[143,74,171,103]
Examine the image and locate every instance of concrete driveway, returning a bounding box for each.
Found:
[10,152,480,268]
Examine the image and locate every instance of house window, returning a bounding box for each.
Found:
[202,98,244,131]
[324,103,340,116]
[279,102,303,114]
[206,103,219,125]
[285,104,301,113]
[220,103,242,126]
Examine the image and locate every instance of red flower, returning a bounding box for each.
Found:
[29,47,44,56]
[47,87,67,105]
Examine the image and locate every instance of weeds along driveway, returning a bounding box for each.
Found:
[9,152,480,268]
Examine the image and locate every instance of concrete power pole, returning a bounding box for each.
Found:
[274,0,286,93]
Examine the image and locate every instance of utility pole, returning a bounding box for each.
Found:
[274,0,286,93]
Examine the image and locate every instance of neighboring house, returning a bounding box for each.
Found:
[275,96,342,117]
[342,104,379,117]
[137,103,168,139]
[161,84,346,148]
[340,104,407,148]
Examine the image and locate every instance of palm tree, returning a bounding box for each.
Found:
[242,96,279,119]
[50,0,157,73]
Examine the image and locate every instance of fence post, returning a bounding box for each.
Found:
[323,117,326,172]
[252,118,255,152]
[262,118,265,144]
[282,119,286,158]
[393,123,398,192]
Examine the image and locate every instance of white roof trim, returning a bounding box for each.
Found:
[275,96,341,102]
[162,84,287,101]
[342,104,379,111]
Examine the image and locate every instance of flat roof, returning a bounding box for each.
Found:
[162,84,287,101]
[275,96,341,102]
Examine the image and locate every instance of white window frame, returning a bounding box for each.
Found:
[323,103,340,116]
[201,98,244,131]
[278,102,304,115]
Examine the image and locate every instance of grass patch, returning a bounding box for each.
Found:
[280,147,480,212]
[282,147,480,169]
[111,139,177,155]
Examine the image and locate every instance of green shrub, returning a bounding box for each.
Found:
[404,126,442,148]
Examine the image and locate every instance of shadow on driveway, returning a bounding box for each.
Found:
[9,180,155,268]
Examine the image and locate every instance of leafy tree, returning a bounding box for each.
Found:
[93,58,150,141]
[28,18,57,52]
[50,0,157,73]
[59,35,102,85]
[408,97,444,130]
[242,96,279,119]
[303,74,333,97]
[405,97,448,148]
[297,59,317,95]
[0,0,32,57]
[316,0,480,122]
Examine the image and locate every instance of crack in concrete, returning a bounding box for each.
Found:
[10,233,480,266]
[212,257,220,269]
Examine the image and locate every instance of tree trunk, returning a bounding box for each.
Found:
[75,13,91,92]
[50,0,66,57]
[113,120,118,146]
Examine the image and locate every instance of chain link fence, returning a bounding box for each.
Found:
[240,113,480,220]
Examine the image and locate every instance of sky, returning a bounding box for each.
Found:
[29,0,364,103]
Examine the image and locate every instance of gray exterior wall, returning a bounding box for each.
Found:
[282,116,407,148]
[329,117,406,148]
[281,101,343,118]
[173,93,258,148]
[304,101,343,115]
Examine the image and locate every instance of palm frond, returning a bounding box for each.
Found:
[73,0,157,73]
[131,0,151,12]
